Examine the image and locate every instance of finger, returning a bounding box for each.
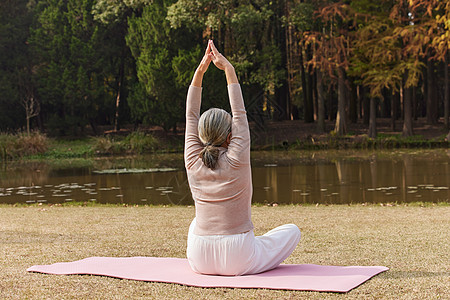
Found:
[210,40,220,56]
[204,53,212,64]
[204,41,211,55]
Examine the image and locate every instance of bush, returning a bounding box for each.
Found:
[16,132,49,155]
[0,131,48,160]
[92,136,125,155]
[123,131,159,154]
[93,131,159,155]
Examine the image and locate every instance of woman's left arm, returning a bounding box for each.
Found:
[191,43,212,87]
[185,43,212,169]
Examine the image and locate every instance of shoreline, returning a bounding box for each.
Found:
[1,117,449,161]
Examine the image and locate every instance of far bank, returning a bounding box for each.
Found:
[1,117,449,161]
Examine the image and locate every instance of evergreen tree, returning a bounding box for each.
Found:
[126,0,202,131]
[30,0,109,135]
[0,0,33,131]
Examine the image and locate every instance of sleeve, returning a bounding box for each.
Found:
[226,83,251,167]
[184,85,204,169]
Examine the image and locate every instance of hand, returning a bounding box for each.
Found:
[209,40,233,71]
[196,42,212,74]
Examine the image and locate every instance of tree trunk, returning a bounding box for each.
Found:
[114,50,126,132]
[412,86,418,120]
[426,59,438,124]
[285,3,296,121]
[300,48,314,123]
[26,117,30,136]
[328,86,333,121]
[444,53,449,129]
[114,81,121,132]
[312,68,318,121]
[334,67,347,135]
[361,86,370,125]
[403,85,414,137]
[275,83,288,121]
[391,91,399,131]
[276,11,289,121]
[368,97,377,138]
[349,81,357,123]
[316,70,325,133]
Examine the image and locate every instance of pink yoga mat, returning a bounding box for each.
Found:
[27,257,388,293]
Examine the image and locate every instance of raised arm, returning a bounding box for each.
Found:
[209,41,250,166]
[191,42,212,87]
[185,43,213,169]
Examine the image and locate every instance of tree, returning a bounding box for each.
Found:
[316,69,325,132]
[18,72,40,135]
[0,0,33,131]
[285,1,315,122]
[93,0,138,132]
[168,0,289,120]
[126,0,201,131]
[30,0,119,135]
[391,0,449,126]
[428,0,450,128]
[303,2,355,135]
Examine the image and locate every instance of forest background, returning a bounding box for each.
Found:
[1,0,449,145]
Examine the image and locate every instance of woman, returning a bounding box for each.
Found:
[185,40,301,276]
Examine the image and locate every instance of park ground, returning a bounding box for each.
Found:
[1,204,448,299]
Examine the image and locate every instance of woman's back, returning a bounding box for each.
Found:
[184,84,254,235]
[185,40,300,276]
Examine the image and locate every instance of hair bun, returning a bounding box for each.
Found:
[200,144,220,170]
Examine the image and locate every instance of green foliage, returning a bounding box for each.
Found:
[126,0,200,130]
[284,2,314,31]
[0,0,32,130]
[167,0,286,94]
[123,131,159,153]
[30,0,104,134]
[0,0,448,140]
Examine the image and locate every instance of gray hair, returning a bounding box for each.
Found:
[198,108,232,169]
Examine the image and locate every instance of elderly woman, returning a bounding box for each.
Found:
[184,40,301,276]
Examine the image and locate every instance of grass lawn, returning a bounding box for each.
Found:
[1,205,448,299]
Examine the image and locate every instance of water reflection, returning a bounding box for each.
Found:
[0,150,449,205]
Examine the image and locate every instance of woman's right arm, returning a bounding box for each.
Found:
[209,41,250,166]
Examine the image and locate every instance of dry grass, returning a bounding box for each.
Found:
[0,205,448,299]
[0,132,49,159]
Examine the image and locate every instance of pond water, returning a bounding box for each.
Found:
[0,149,449,205]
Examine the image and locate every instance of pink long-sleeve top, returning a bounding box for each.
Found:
[184,83,254,236]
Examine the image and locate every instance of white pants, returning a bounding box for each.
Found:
[186,218,301,276]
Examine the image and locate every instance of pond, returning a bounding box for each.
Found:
[0,149,449,205]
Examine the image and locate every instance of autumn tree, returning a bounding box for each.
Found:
[303,2,355,135]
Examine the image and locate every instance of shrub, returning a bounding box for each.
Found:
[15,132,49,155]
[123,131,159,154]
[93,131,159,155]
[0,131,48,159]
[93,136,119,155]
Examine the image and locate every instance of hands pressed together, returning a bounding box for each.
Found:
[192,40,238,87]
[197,40,233,74]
